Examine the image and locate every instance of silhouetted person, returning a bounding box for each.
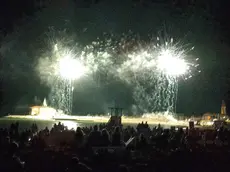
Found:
[0,141,24,172]
[112,127,121,146]
[75,127,85,148]
[100,129,111,146]
[136,133,148,150]
[66,156,92,172]
[87,125,101,147]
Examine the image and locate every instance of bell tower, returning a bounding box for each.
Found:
[221,100,227,116]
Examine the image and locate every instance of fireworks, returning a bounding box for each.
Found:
[37,41,89,115]
[119,37,200,113]
[58,55,87,80]
[155,38,200,79]
[36,32,200,115]
[157,49,188,76]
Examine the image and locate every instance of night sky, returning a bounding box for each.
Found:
[1,0,230,116]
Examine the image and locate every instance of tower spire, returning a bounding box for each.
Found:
[221,100,226,116]
[43,98,47,107]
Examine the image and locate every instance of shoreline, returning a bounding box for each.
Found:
[3,114,189,127]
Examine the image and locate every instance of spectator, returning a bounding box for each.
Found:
[87,125,101,147]
[75,127,85,148]
[101,129,111,146]
[66,156,92,172]
[0,141,25,172]
[136,133,148,150]
[112,127,122,146]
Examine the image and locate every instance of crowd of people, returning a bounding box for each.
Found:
[0,121,230,172]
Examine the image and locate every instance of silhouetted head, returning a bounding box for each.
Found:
[93,125,98,131]
[8,141,19,155]
[71,156,80,164]
[102,129,110,137]
[76,127,82,132]
[114,126,120,133]
[139,133,145,140]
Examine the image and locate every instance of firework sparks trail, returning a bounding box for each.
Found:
[37,31,200,116]
[82,32,140,86]
[119,36,200,113]
[37,38,90,115]
[37,32,127,114]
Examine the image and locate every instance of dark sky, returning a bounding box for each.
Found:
[1,0,230,115]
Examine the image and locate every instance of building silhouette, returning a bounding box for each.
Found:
[221,100,227,116]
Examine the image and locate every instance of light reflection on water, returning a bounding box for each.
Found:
[61,121,79,130]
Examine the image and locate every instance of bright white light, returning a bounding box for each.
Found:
[59,55,86,80]
[157,49,188,76]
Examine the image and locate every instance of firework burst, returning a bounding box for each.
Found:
[37,38,89,115]
[36,30,200,115]
[119,36,200,113]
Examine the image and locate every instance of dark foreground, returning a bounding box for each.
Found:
[0,121,230,172]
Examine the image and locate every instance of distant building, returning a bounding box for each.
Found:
[221,100,227,116]
[201,100,228,121]
[30,98,56,118]
[202,112,217,120]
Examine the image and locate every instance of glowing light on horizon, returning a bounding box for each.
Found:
[6,113,188,127]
